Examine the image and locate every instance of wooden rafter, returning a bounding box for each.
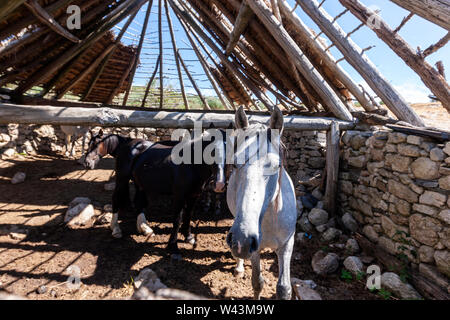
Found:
[225,1,253,56]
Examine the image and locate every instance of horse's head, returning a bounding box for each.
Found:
[203,126,227,194]
[226,106,284,259]
[83,129,106,170]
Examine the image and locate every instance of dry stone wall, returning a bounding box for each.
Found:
[339,128,450,289]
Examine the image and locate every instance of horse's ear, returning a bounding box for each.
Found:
[227,122,233,130]
[89,130,94,138]
[208,123,216,129]
[235,106,248,129]
[98,129,104,137]
[269,105,284,131]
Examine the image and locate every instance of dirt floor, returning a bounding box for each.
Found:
[0,151,381,300]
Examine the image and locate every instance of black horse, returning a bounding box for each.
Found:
[83,128,227,259]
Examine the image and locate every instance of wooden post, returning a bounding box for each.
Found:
[390,0,450,31]
[141,55,161,107]
[225,1,253,56]
[24,0,80,43]
[246,0,353,121]
[340,0,450,113]
[165,0,189,110]
[296,0,424,127]
[324,121,340,216]
[158,0,164,108]
[123,0,154,105]
[177,50,210,110]
[278,1,376,112]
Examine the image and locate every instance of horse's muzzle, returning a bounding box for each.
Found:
[226,231,259,259]
[214,181,226,193]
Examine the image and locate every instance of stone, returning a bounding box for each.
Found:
[320,228,342,242]
[363,225,379,243]
[104,182,116,191]
[385,143,397,153]
[398,144,421,157]
[434,251,450,278]
[443,142,450,156]
[411,158,440,180]
[65,203,96,227]
[342,212,358,232]
[311,251,339,275]
[439,228,450,249]
[350,135,366,150]
[409,214,442,246]
[438,175,450,190]
[418,264,450,291]
[339,181,353,195]
[370,148,384,161]
[291,278,322,300]
[412,204,438,216]
[300,194,318,210]
[420,141,436,152]
[440,166,450,175]
[381,215,407,239]
[69,197,91,208]
[96,213,112,225]
[308,157,326,169]
[348,155,367,168]
[312,187,324,201]
[343,256,364,275]
[381,272,421,300]
[438,209,450,224]
[419,191,447,208]
[11,172,26,184]
[430,148,445,161]
[388,179,418,203]
[407,135,423,146]
[418,246,435,263]
[396,200,411,216]
[298,214,314,233]
[308,208,329,226]
[378,236,397,255]
[37,285,47,295]
[388,132,407,144]
[367,161,384,174]
[133,268,167,292]
[10,232,27,240]
[2,148,15,158]
[316,224,327,233]
[345,238,360,254]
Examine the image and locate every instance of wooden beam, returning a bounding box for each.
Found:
[225,1,253,56]
[0,0,26,23]
[158,0,164,108]
[15,0,148,95]
[177,50,210,110]
[246,0,353,121]
[123,0,154,105]
[340,0,450,113]
[324,121,340,216]
[141,55,161,107]
[165,0,189,110]
[390,0,450,31]
[279,1,376,112]
[0,103,356,130]
[24,0,80,43]
[296,0,425,127]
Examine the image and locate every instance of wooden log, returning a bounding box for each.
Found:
[247,0,353,121]
[390,0,450,31]
[0,102,356,130]
[158,0,164,108]
[141,55,161,107]
[123,0,154,105]
[15,0,147,94]
[386,124,450,141]
[165,0,189,110]
[177,50,210,110]
[0,0,27,23]
[423,32,450,58]
[324,121,340,215]
[340,0,450,113]
[24,0,80,43]
[278,1,376,112]
[225,1,253,56]
[296,0,424,127]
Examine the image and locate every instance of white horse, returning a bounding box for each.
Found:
[60,125,90,160]
[226,106,298,300]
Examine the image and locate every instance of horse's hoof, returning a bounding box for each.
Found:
[170,253,182,261]
[233,269,245,278]
[185,234,196,245]
[138,223,154,237]
[112,227,122,239]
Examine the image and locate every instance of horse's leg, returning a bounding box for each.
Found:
[167,194,185,260]
[64,135,70,156]
[234,258,245,278]
[111,176,131,238]
[275,235,294,300]
[69,135,76,158]
[180,196,196,245]
[134,189,153,236]
[251,253,265,300]
[78,133,87,164]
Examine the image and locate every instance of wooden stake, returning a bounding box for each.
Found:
[324,121,340,216]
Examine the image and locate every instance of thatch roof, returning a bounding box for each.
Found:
[0,0,449,127]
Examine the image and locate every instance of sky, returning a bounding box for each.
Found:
[115,0,450,104]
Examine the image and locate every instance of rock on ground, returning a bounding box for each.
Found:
[320,228,342,242]
[381,272,422,300]
[342,212,358,232]
[64,203,96,227]
[291,278,322,300]
[343,256,363,275]
[345,238,360,254]
[311,251,339,275]
[11,172,26,184]
[308,208,329,226]
[133,268,167,292]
